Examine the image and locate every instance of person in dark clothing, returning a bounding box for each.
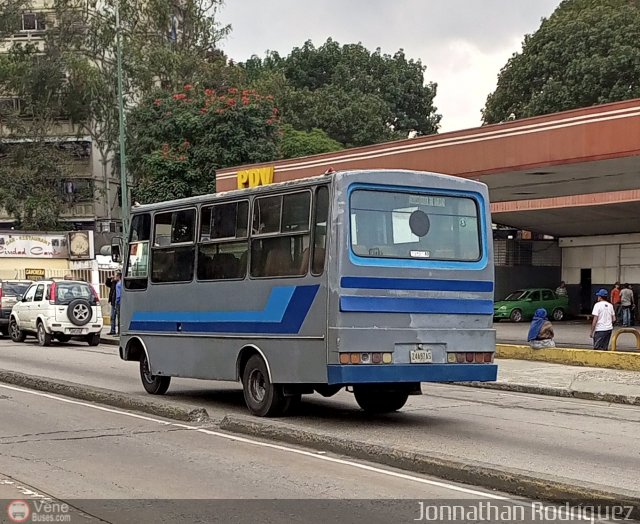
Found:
[105,272,121,335]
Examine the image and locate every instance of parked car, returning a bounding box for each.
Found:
[0,279,33,337]
[9,279,103,346]
[493,288,569,323]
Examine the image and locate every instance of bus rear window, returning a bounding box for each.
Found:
[350,189,481,262]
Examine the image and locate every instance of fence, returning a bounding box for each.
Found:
[0,268,117,302]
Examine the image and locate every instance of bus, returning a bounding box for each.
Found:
[117,169,497,416]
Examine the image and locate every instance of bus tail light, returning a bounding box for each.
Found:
[339,353,394,365]
[474,353,484,363]
[448,352,494,364]
[484,352,494,363]
[447,353,456,363]
[456,353,465,364]
[465,353,474,363]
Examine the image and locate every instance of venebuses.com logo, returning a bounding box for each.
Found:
[6,500,30,523]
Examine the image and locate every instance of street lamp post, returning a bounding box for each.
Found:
[115,2,129,238]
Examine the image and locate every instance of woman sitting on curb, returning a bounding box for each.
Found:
[527,308,556,349]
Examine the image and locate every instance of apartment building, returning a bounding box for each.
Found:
[0,1,122,236]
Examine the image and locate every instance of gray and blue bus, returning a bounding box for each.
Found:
[117,169,497,416]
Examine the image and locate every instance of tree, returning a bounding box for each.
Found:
[483,0,640,124]
[238,39,441,148]
[128,86,280,203]
[0,143,70,230]
[0,0,231,225]
[279,124,343,159]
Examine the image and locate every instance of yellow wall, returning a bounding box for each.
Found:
[0,258,70,276]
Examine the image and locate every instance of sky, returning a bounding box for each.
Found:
[217,0,562,133]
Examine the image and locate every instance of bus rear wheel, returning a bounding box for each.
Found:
[242,354,289,417]
[353,386,409,414]
[140,353,171,395]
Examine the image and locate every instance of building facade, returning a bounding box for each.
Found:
[0,1,122,236]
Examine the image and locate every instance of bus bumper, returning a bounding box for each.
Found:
[327,364,497,385]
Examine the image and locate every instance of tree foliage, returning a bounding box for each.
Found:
[483,0,640,124]
[279,124,342,159]
[128,86,280,203]
[0,143,70,230]
[239,39,441,147]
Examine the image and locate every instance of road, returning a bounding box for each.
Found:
[1,337,640,502]
[0,382,539,524]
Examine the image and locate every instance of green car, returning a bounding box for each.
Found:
[493,288,569,323]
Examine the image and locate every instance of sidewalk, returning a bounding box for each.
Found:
[481,358,640,404]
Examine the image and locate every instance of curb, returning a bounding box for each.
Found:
[100,337,119,346]
[0,369,209,423]
[458,381,640,406]
[219,415,640,515]
[496,343,640,371]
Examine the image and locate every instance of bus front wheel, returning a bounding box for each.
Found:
[242,354,289,417]
[140,353,171,395]
[353,386,409,414]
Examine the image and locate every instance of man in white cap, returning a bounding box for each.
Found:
[591,289,616,350]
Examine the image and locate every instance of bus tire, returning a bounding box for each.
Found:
[353,386,409,414]
[140,353,171,395]
[242,354,288,417]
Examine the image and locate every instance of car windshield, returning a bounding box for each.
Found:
[3,282,31,296]
[56,282,96,305]
[504,290,528,301]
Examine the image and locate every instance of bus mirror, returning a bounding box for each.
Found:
[111,236,123,263]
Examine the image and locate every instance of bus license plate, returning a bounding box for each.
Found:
[410,349,432,363]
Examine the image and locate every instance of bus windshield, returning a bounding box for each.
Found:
[350,189,481,262]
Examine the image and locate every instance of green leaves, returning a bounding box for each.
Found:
[239,38,441,147]
[483,0,640,123]
[128,86,280,204]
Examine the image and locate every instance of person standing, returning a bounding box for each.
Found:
[106,272,122,336]
[591,289,616,350]
[555,281,568,297]
[620,283,635,327]
[611,282,621,325]
[115,274,123,336]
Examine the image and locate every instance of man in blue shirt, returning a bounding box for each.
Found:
[115,273,122,335]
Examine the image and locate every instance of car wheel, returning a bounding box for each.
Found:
[9,319,26,343]
[552,308,564,321]
[139,352,171,395]
[86,333,101,346]
[37,322,52,347]
[510,309,523,323]
[67,299,92,326]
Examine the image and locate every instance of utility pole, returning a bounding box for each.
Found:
[115,1,129,238]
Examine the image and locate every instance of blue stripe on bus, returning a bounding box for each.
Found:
[129,285,319,334]
[339,296,494,315]
[327,364,498,385]
[340,276,493,293]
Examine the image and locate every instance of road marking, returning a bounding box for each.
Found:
[0,383,602,522]
[0,383,506,499]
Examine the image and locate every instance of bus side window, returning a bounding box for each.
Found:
[311,186,329,275]
[197,201,249,281]
[151,209,196,284]
[251,191,310,278]
[125,213,151,290]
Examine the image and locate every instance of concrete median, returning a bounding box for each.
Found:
[219,414,640,514]
[0,369,209,423]
[496,343,640,371]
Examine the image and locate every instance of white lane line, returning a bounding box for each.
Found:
[0,383,507,500]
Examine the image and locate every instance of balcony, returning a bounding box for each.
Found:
[60,202,95,219]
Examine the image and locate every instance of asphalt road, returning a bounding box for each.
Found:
[1,336,640,501]
[0,382,533,524]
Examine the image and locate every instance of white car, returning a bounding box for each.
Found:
[9,279,103,346]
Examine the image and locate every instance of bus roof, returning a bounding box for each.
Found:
[130,169,484,213]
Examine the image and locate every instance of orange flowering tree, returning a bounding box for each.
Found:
[128,85,280,203]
